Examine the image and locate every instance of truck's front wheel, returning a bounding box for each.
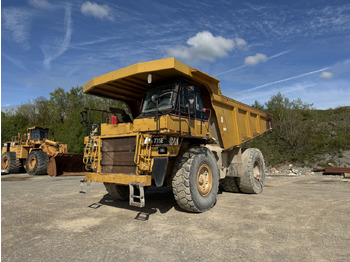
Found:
[172,147,219,212]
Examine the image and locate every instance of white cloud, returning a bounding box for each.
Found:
[166,31,243,62]
[320,72,333,79]
[3,7,33,50]
[81,2,114,21]
[41,5,72,69]
[244,53,267,66]
[235,37,247,49]
[28,0,54,9]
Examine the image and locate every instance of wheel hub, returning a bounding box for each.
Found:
[196,163,213,196]
[2,157,9,169]
[28,156,36,170]
[253,161,262,182]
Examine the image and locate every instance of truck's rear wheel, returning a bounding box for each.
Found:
[221,163,241,193]
[26,151,49,175]
[221,177,241,193]
[172,147,219,212]
[238,148,265,194]
[1,152,21,173]
[104,183,129,200]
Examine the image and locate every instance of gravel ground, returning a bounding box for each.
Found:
[1,173,350,262]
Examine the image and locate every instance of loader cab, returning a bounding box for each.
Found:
[140,81,206,120]
[28,127,49,141]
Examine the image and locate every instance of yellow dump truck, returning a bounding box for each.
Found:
[82,58,273,212]
[1,126,84,176]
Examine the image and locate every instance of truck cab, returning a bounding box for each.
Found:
[140,81,206,120]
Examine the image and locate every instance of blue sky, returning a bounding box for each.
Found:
[2,0,350,110]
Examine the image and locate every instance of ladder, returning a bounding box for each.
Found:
[83,137,100,170]
[129,182,145,207]
[135,134,152,174]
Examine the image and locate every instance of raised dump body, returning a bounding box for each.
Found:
[82,57,273,212]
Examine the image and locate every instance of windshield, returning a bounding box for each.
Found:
[142,84,175,113]
[30,129,48,141]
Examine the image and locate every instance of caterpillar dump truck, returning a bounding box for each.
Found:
[1,126,84,176]
[82,58,273,212]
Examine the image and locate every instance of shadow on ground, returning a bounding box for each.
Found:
[88,186,180,220]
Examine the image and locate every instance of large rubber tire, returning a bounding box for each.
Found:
[221,177,241,193]
[104,183,129,201]
[26,151,49,175]
[172,147,219,213]
[1,152,21,173]
[238,148,265,194]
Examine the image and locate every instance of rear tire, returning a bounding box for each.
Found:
[26,151,49,175]
[238,148,265,194]
[1,152,21,173]
[221,177,241,193]
[172,147,219,212]
[104,183,129,201]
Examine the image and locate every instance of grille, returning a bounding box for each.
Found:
[101,137,136,174]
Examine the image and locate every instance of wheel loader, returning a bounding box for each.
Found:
[81,58,273,212]
[1,126,84,176]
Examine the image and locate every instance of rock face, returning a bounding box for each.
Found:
[266,150,350,176]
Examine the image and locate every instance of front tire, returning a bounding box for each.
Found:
[238,148,265,194]
[172,147,219,212]
[1,152,21,173]
[26,151,49,175]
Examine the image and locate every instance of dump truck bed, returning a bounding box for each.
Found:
[83,57,272,149]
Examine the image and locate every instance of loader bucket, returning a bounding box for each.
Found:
[47,153,85,176]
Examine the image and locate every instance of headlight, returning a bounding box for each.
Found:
[144,137,152,144]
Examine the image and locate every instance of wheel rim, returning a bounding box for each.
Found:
[28,156,37,170]
[196,163,213,196]
[2,157,9,169]
[253,160,262,182]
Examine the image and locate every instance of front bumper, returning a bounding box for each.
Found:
[85,172,152,186]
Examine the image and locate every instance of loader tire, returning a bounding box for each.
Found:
[104,183,129,201]
[238,148,265,194]
[221,177,241,193]
[26,151,49,175]
[1,152,21,173]
[172,147,219,213]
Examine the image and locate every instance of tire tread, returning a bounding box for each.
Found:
[172,147,219,212]
[2,152,21,173]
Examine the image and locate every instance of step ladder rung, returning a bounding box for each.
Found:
[129,182,145,208]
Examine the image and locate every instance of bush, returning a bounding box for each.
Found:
[248,94,350,166]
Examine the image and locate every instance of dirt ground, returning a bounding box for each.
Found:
[1,173,350,262]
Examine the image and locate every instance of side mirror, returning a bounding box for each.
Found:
[151,94,159,104]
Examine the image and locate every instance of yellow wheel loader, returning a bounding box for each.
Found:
[81,58,273,212]
[1,126,84,176]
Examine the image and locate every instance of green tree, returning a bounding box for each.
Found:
[247,93,315,165]
[1,110,29,142]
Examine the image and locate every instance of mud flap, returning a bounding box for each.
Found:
[152,158,168,187]
[47,153,85,176]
